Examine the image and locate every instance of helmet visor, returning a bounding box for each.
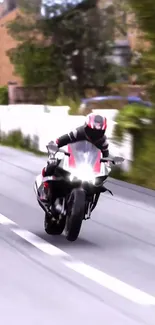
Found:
[93,121,103,130]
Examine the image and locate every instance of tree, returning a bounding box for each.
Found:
[104,0,155,189]
[6,0,119,96]
[126,0,155,102]
[128,129,155,189]
[98,0,136,38]
[8,42,64,90]
[16,0,42,15]
[127,0,155,43]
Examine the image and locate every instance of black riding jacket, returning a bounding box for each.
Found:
[56,125,109,157]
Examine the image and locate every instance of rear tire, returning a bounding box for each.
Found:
[65,188,85,242]
[44,213,66,235]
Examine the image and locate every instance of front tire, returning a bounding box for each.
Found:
[65,188,85,241]
[44,213,66,235]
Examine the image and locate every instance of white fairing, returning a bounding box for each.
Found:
[58,141,111,183]
[36,174,43,188]
[100,161,111,177]
[34,173,43,195]
[34,141,114,194]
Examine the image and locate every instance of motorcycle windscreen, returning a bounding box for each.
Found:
[68,140,101,173]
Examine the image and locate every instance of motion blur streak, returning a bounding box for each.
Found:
[0,146,155,324]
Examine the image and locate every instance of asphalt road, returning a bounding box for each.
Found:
[0,145,155,325]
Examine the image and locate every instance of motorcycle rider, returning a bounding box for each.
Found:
[41,113,109,203]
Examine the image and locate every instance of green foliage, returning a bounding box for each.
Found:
[128,130,155,189]
[128,45,155,102]
[16,0,41,15]
[112,101,155,189]
[127,0,155,102]
[0,129,32,150]
[139,48,155,102]
[110,166,129,182]
[113,103,152,142]
[0,129,46,156]
[46,84,81,114]
[122,1,155,189]
[52,96,81,115]
[6,0,119,95]
[128,0,155,43]
[7,42,64,87]
[0,87,8,105]
[103,0,136,38]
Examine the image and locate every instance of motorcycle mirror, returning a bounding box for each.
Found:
[113,156,124,164]
[47,143,58,152]
[47,144,70,157]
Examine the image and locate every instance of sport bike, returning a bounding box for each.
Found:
[34,140,124,241]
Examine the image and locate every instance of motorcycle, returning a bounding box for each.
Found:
[34,140,124,241]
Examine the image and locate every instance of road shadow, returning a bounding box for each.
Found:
[35,229,131,252]
[35,230,99,249]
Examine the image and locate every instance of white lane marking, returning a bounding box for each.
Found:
[0,213,68,257]
[13,228,69,257]
[0,213,155,306]
[65,261,155,306]
[0,213,16,225]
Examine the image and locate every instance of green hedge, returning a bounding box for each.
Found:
[48,89,81,115]
[0,87,8,105]
[127,130,155,190]
[0,129,46,156]
[112,130,155,190]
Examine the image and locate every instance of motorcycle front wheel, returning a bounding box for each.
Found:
[65,188,86,242]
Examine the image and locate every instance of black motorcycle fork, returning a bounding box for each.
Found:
[89,185,113,213]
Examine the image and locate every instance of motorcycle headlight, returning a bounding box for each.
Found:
[69,164,96,183]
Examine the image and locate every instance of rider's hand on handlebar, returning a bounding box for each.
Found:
[105,161,111,167]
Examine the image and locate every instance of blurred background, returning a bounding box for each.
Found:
[0,0,155,189]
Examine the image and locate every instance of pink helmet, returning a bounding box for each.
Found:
[85,113,107,131]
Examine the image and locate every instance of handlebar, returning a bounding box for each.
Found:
[100,156,124,165]
[46,143,124,164]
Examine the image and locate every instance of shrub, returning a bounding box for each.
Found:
[0,86,8,105]
[112,102,155,189]
[47,85,81,115]
[112,125,155,190]
[128,130,155,190]
[0,129,46,155]
[110,166,129,182]
[54,96,80,115]
[52,94,81,115]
